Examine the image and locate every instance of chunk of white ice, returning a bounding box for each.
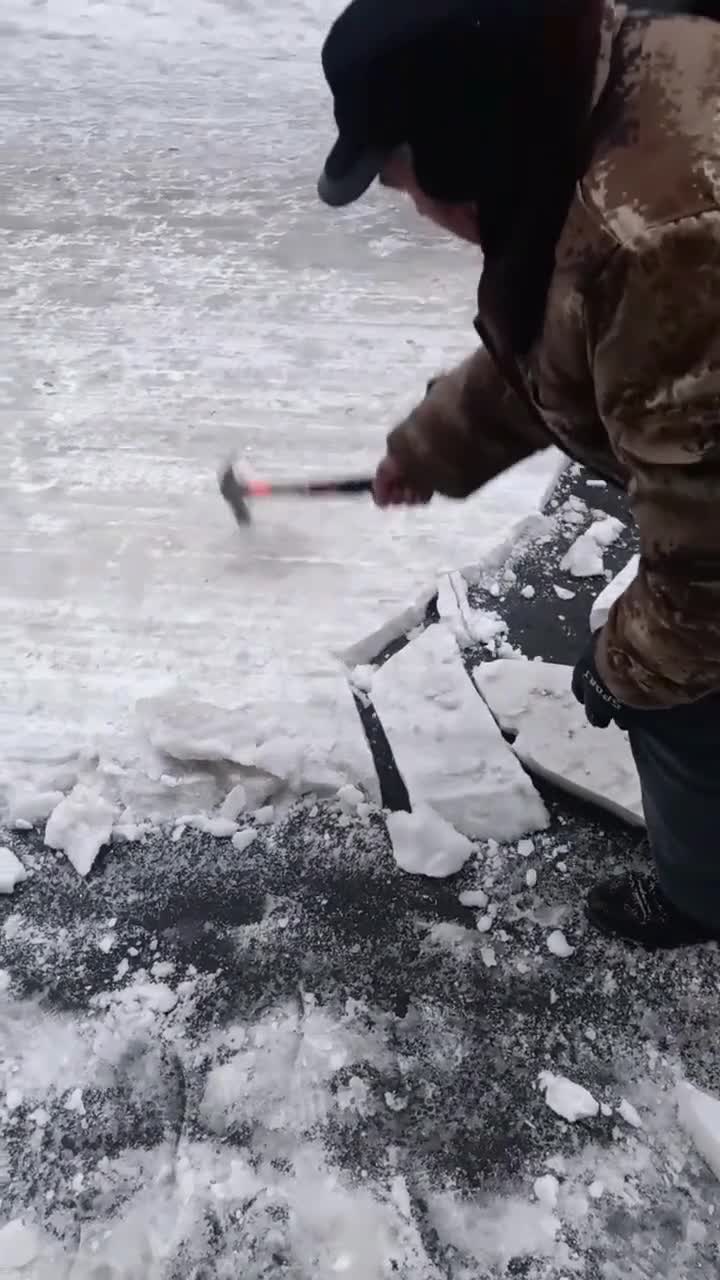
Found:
[44,785,116,876]
[0,847,28,895]
[539,1072,599,1122]
[386,805,473,879]
[372,624,548,842]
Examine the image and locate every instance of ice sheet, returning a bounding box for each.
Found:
[473,659,644,826]
[370,625,549,842]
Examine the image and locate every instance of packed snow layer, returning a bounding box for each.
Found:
[386,804,473,878]
[0,0,558,828]
[137,674,380,806]
[370,625,549,842]
[591,555,640,633]
[473,659,644,826]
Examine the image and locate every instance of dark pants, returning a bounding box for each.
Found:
[629,693,720,928]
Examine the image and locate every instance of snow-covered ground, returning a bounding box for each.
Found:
[1,0,555,832]
[7,5,719,1279]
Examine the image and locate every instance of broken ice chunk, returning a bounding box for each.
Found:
[547,930,575,958]
[44,785,116,877]
[0,847,28,895]
[387,805,473,879]
[539,1072,599,1122]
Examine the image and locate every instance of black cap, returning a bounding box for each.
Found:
[318,0,490,207]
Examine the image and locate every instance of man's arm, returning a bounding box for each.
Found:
[384,346,550,500]
[590,212,720,707]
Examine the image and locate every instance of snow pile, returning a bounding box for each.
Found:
[370,624,548,843]
[0,1219,39,1271]
[560,516,624,578]
[474,659,643,826]
[387,805,473,878]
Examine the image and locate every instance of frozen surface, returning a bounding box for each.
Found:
[0,0,557,826]
[591,554,640,633]
[370,625,549,841]
[677,1081,720,1182]
[386,804,473,878]
[474,659,644,825]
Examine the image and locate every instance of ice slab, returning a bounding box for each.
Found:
[590,555,640,633]
[137,671,380,806]
[473,659,643,826]
[677,1080,720,1182]
[370,625,548,842]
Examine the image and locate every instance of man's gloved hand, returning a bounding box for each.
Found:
[373,375,478,507]
[572,634,630,730]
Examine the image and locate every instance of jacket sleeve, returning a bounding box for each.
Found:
[589,212,720,708]
[387,346,550,499]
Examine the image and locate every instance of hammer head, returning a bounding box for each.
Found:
[218,461,252,526]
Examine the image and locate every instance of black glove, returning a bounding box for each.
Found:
[572,635,629,730]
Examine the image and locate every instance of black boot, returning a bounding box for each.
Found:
[586,872,720,949]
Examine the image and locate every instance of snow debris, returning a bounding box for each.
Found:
[175,814,238,839]
[231,828,256,855]
[253,805,275,826]
[349,664,375,693]
[336,784,364,814]
[588,1179,605,1200]
[0,1219,39,1271]
[539,1072,599,1122]
[64,1087,85,1116]
[0,848,28,895]
[553,585,576,601]
[517,839,535,858]
[476,914,494,934]
[521,584,535,599]
[618,1099,642,1129]
[44,785,116,876]
[677,1080,720,1181]
[560,516,624,578]
[458,888,488,910]
[5,1087,23,1112]
[547,930,575,959]
[386,805,473,879]
[6,787,64,828]
[480,946,497,969]
[533,1174,560,1209]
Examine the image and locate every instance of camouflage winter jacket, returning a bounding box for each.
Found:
[389,2,720,709]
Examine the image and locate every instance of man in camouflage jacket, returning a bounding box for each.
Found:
[318,0,720,948]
